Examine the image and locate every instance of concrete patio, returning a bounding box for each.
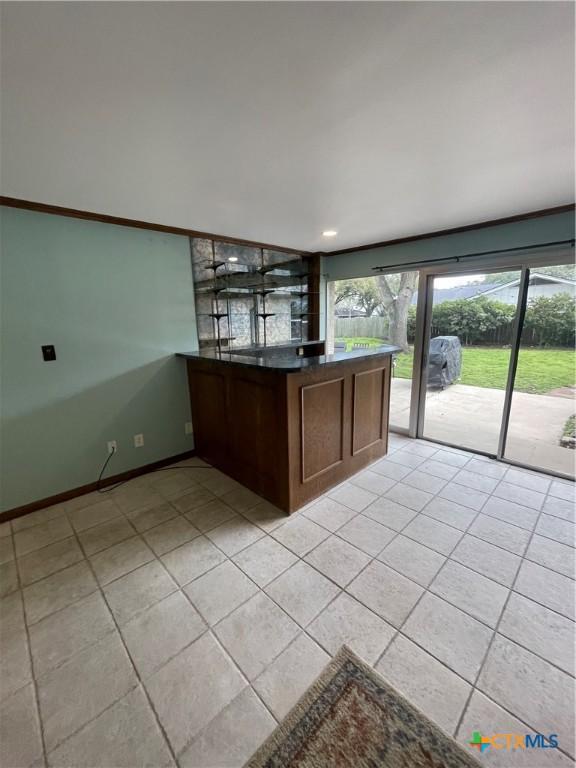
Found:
[390,379,575,477]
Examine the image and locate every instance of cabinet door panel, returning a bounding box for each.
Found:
[352,367,386,455]
[301,378,345,482]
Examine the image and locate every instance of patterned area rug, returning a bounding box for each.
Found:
[247,646,481,768]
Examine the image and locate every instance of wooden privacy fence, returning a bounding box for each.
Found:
[427,321,516,346]
[335,317,389,339]
[336,316,569,347]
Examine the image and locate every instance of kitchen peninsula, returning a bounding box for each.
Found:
[180,343,400,514]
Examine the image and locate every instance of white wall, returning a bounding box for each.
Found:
[1,2,574,251]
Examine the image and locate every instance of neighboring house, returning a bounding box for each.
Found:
[410,284,498,305]
[409,273,576,306]
[469,273,576,304]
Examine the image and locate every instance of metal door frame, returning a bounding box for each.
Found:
[414,262,526,453]
[412,251,574,480]
[324,242,574,479]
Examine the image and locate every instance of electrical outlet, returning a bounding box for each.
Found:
[134,433,144,448]
[185,422,193,435]
[107,441,117,454]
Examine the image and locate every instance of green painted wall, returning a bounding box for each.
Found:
[0,207,198,511]
[2,206,573,510]
[319,211,575,339]
[322,211,575,281]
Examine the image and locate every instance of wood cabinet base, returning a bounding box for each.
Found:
[184,354,392,514]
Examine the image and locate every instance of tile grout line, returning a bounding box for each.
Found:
[194,514,364,661]
[111,579,279,763]
[13,539,51,768]
[17,489,239,606]
[3,442,568,538]
[451,463,573,754]
[373,480,572,750]
[326,449,574,558]
[4,441,574,764]
[369,478,504,732]
[306,474,464,669]
[175,635,277,761]
[190,501,405,707]
[20,460,575,688]
[172,533,355,754]
[151,450,563,744]
[5,464,207,539]
[11,474,573,728]
[8,453,573,578]
[6,510,572,752]
[36,574,257,762]
[366,558,576,682]
[10,466,573,635]
[371,493,482,671]
[159,508,352,737]
[368,493,572,580]
[48,518,182,766]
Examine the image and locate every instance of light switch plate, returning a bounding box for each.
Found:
[42,345,56,361]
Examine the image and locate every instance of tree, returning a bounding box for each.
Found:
[333,281,356,306]
[333,278,382,316]
[375,272,418,351]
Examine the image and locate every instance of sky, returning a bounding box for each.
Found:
[436,274,486,288]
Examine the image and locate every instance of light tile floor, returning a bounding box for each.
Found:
[0,436,574,767]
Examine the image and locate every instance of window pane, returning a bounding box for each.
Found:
[327,272,419,430]
[504,266,576,477]
[422,271,521,454]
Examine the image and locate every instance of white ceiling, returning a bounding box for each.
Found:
[1,2,574,252]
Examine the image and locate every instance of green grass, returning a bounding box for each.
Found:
[337,337,384,351]
[335,338,575,394]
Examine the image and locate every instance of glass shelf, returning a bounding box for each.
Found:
[195,289,315,300]
[198,311,318,318]
[259,259,309,275]
[195,273,308,290]
[192,239,312,351]
[198,257,308,276]
[199,337,236,347]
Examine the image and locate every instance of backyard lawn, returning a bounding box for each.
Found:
[336,338,575,394]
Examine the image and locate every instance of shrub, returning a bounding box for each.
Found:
[523,293,576,347]
[406,293,575,347]
[430,298,515,345]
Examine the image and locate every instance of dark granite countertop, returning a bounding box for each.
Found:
[177,345,401,372]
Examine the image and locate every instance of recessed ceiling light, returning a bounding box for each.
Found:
[228,256,238,262]
[322,230,338,237]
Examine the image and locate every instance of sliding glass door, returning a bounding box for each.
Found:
[503,264,575,476]
[420,270,522,454]
[326,250,574,479]
[418,261,575,479]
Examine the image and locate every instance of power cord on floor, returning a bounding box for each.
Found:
[96,447,213,494]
